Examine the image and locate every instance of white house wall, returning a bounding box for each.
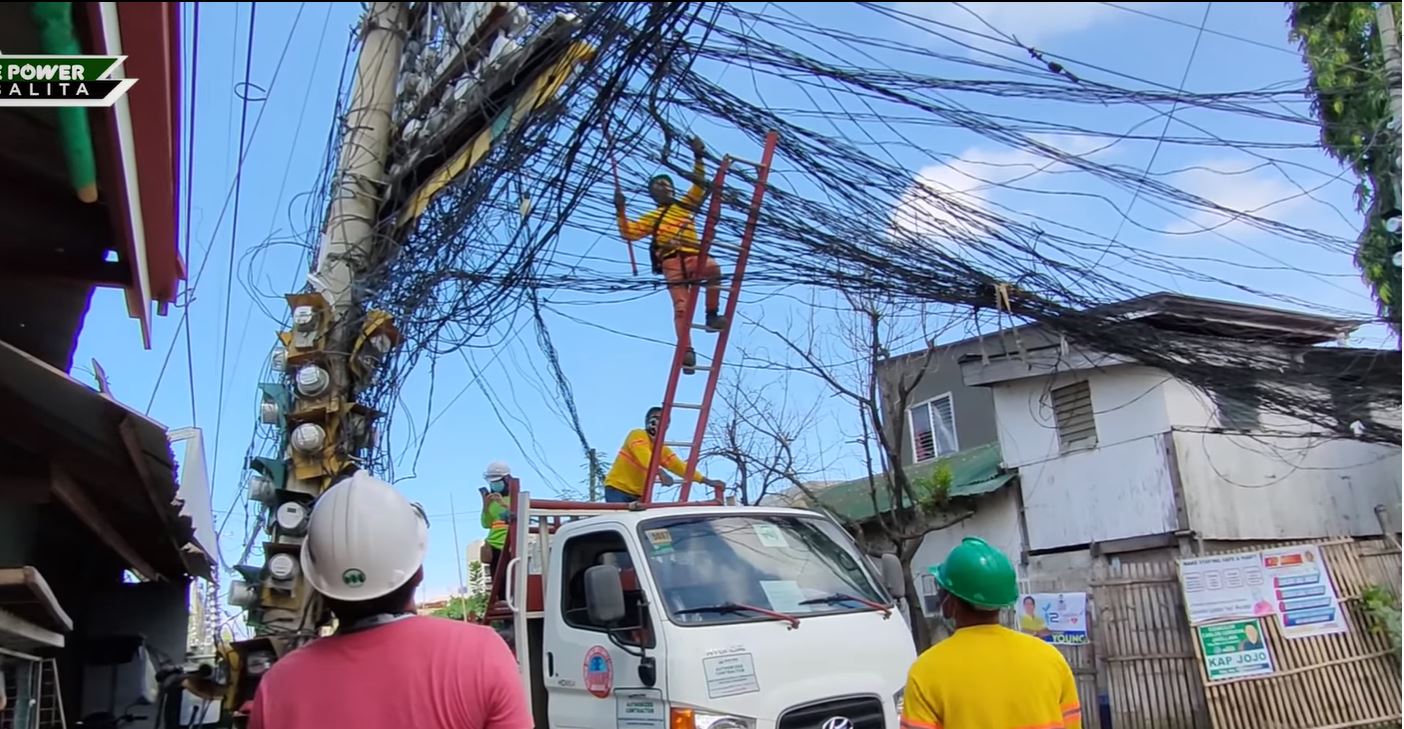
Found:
[992,365,1174,468]
[989,365,1181,550]
[910,487,1023,615]
[1175,431,1401,540]
[1019,435,1180,550]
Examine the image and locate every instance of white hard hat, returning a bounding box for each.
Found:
[299,470,427,603]
[483,461,512,481]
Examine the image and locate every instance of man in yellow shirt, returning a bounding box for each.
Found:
[902,538,1081,729]
[603,407,724,503]
[615,135,726,375]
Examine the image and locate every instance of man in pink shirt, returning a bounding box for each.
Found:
[248,471,532,729]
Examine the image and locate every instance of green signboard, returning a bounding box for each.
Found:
[1197,619,1274,681]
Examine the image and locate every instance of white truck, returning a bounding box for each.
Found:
[495,491,917,729]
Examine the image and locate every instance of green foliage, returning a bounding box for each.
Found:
[1360,583,1401,653]
[433,593,489,621]
[1288,2,1402,331]
[914,460,954,514]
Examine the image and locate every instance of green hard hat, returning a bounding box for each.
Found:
[929,537,1018,610]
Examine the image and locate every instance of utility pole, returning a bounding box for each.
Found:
[222,1,595,719]
[314,2,407,320]
[266,0,408,635]
[1378,3,1402,202]
[225,5,408,716]
[1378,2,1403,271]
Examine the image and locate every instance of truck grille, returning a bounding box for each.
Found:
[778,696,885,729]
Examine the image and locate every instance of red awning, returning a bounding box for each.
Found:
[88,2,184,346]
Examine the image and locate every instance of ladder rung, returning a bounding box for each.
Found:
[672,402,702,410]
[689,366,712,373]
[690,323,710,331]
[730,156,764,168]
[664,441,692,448]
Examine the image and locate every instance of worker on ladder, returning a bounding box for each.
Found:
[615,135,727,374]
[479,461,513,579]
[604,406,724,503]
[247,471,530,729]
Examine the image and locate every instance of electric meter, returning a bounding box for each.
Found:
[267,553,298,581]
[295,365,330,397]
[291,423,326,453]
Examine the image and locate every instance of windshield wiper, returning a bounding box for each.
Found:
[674,602,800,629]
[797,593,893,619]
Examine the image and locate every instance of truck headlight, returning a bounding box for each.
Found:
[670,708,754,729]
[893,687,905,716]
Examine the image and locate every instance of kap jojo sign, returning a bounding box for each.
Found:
[0,56,136,107]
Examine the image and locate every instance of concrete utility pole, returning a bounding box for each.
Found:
[1377,2,1402,207]
[314,2,408,317]
[225,3,594,717]
[257,0,408,636]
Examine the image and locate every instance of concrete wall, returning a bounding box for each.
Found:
[992,364,1174,468]
[989,365,1181,550]
[987,357,1401,551]
[1018,436,1180,550]
[878,331,1058,467]
[909,487,1023,615]
[1175,431,1401,540]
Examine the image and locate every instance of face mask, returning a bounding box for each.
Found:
[489,480,507,495]
[937,592,958,635]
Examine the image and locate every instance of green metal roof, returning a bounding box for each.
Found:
[813,442,1013,522]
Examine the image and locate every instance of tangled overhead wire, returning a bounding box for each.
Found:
[252,0,1396,493]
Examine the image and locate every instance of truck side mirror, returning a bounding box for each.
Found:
[880,554,906,600]
[584,565,626,626]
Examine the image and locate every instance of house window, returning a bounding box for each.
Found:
[1213,386,1261,431]
[1052,381,1097,453]
[919,572,941,616]
[909,394,958,462]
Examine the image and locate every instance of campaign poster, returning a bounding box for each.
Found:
[1260,544,1348,639]
[1179,553,1275,625]
[1198,619,1274,681]
[1017,592,1089,645]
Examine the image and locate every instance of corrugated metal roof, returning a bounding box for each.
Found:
[801,442,1014,522]
[0,339,214,581]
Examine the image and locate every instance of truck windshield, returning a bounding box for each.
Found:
[637,513,887,626]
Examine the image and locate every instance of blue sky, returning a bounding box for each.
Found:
[72,2,1385,609]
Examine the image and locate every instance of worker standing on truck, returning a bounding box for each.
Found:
[615,135,727,375]
[901,537,1081,729]
[603,406,724,503]
[480,461,513,578]
[247,471,531,729]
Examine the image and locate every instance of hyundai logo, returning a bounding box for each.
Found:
[821,717,854,729]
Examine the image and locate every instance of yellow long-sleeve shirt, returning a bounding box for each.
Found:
[616,156,707,258]
[605,428,707,497]
[902,625,1081,729]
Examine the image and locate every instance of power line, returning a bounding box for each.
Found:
[182,3,202,430]
[143,2,309,415]
[212,1,259,485]
[1100,2,1300,58]
[1101,2,1213,262]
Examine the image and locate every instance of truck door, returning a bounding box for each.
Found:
[544,523,666,729]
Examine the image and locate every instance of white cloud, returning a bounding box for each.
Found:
[1167,160,1313,237]
[890,136,1118,243]
[908,2,1160,55]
